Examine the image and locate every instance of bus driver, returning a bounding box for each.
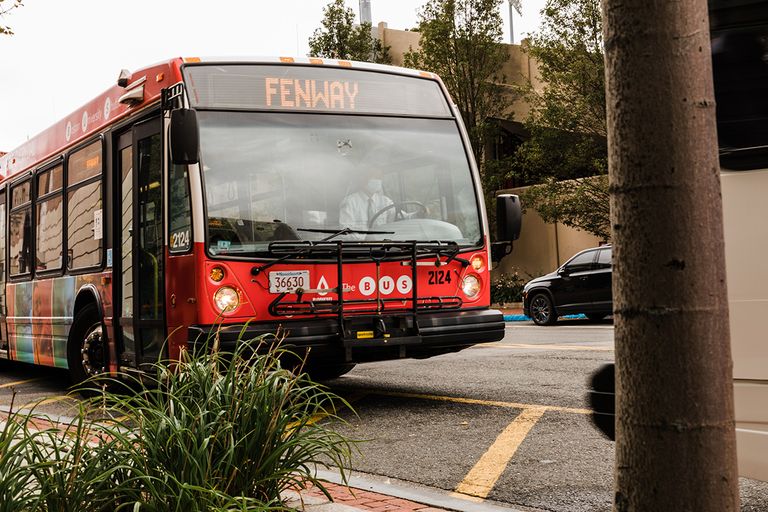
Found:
[339,171,395,231]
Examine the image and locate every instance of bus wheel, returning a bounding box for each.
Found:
[306,363,356,381]
[67,304,107,387]
[530,293,557,326]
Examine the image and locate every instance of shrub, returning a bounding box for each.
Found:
[0,335,355,511]
[490,271,526,305]
[0,399,41,512]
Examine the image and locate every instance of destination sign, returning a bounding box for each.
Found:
[183,64,452,117]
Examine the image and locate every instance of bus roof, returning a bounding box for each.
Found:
[0,57,439,183]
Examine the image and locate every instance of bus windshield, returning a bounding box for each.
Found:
[197,112,482,256]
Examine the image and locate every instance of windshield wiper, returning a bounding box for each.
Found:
[414,241,470,267]
[251,228,396,277]
[297,227,395,241]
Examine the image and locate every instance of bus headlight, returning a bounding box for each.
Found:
[461,274,481,299]
[214,286,240,313]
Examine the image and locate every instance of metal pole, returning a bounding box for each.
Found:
[359,0,372,24]
[508,1,515,44]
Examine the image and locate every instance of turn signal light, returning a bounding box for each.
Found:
[471,256,485,272]
[210,267,225,282]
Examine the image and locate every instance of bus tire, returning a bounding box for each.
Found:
[67,303,108,389]
[306,362,356,381]
[530,293,557,326]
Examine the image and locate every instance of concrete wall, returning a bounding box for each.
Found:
[495,186,603,280]
[497,43,541,120]
[378,24,536,117]
[378,23,421,67]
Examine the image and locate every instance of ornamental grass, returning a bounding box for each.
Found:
[0,334,355,511]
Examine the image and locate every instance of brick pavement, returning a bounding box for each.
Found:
[297,482,451,512]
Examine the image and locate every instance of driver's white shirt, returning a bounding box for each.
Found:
[339,191,395,231]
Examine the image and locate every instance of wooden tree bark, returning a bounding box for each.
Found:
[601,0,740,510]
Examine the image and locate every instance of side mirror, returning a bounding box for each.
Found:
[170,109,200,165]
[491,242,512,262]
[496,194,522,242]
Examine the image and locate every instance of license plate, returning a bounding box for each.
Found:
[269,270,310,294]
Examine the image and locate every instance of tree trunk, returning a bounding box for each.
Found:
[601,0,740,510]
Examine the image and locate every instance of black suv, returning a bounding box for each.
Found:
[522,245,612,326]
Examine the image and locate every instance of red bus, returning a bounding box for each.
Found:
[0,57,520,383]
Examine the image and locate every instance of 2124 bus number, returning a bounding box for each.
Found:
[170,230,190,250]
[428,270,452,284]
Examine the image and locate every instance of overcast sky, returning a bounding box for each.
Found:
[0,0,545,151]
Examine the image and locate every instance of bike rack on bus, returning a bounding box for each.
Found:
[264,240,466,345]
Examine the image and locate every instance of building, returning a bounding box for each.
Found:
[373,23,600,281]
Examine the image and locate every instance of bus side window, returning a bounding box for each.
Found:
[9,179,32,277]
[0,190,5,323]
[35,164,64,271]
[169,164,192,253]
[67,140,103,270]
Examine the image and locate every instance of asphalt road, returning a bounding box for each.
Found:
[321,319,768,512]
[0,319,766,511]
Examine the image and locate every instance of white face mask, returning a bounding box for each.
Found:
[366,179,383,195]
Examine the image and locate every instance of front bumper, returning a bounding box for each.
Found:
[188,309,505,363]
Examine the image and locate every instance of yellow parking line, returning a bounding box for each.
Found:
[454,407,546,499]
[293,391,367,428]
[19,395,73,410]
[474,343,614,352]
[374,390,591,415]
[0,377,43,389]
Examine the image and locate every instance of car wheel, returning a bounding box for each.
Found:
[530,293,557,326]
[586,313,606,322]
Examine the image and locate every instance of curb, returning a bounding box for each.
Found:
[315,468,527,512]
[503,314,587,323]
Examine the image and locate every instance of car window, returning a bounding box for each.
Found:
[564,250,596,272]
[596,248,612,269]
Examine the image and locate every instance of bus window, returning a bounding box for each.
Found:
[199,113,482,253]
[36,164,64,271]
[9,179,32,276]
[169,164,192,253]
[0,189,6,310]
[67,141,103,270]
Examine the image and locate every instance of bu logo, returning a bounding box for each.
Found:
[358,275,412,296]
[317,276,330,296]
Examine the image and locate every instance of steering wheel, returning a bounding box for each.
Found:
[368,201,428,228]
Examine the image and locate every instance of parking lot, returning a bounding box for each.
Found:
[1,320,766,511]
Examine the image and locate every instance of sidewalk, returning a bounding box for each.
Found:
[285,482,449,511]
[284,469,526,512]
[496,304,527,322]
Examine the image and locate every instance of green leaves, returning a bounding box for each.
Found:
[309,0,391,64]
[490,271,526,304]
[0,336,355,511]
[513,0,609,239]
[405,0,510,165]
[521,175,610,241]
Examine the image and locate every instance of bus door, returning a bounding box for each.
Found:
[115,117,165,368]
